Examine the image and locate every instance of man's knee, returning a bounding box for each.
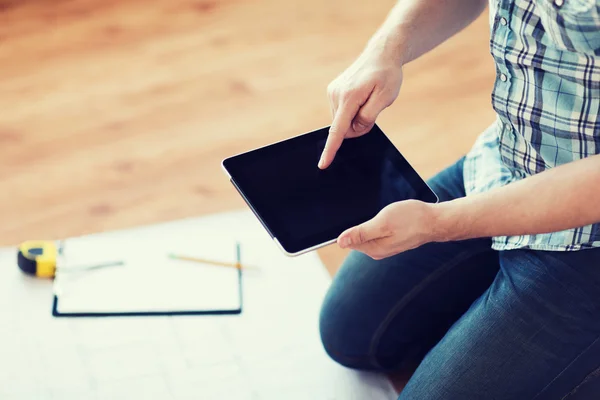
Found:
[318,284,376,370]
[318,250,422,372]
[318,254,384,371]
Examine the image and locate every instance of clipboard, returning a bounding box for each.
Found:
[51,237,245,318]
[51,267,243,317]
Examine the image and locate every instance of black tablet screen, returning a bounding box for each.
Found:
[224,125,438,254]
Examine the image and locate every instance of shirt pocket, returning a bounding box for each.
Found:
[535,0,600,55]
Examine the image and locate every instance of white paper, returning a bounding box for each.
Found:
[54,233,241,314]
[0,210,397,400]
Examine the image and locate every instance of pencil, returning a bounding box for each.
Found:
[168,252,254,270]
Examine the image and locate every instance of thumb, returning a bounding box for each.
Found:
[338,217,383,249]
[351,92,387,135]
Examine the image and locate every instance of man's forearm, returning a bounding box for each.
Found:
[433,154,600,242]
[367,0,489,66]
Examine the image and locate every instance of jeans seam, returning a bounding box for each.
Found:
[531,334,600,400]
[366,248,491,369]
[322,341,378,366]
[561,366,600,399]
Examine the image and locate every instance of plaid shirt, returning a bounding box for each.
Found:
[463,0,600,251]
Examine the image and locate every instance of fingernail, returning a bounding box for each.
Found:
[318,157,325,168]
[340,237,351,248]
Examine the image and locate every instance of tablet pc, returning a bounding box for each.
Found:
[221,124,438,256]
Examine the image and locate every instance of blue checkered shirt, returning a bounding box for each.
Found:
[463,0,600,251]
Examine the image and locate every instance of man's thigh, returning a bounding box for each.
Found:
[399,248,600,400]
[319,157,500,370]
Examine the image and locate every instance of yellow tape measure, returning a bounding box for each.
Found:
[17,240,62,279]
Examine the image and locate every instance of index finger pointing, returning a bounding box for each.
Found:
[318,101,357,169]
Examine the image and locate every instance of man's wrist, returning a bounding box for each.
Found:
[429,199,472,243]
[365,24,412,68]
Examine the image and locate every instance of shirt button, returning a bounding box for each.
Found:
[554,0,564,6]
[500,73,508,82]
[500,17,507,26]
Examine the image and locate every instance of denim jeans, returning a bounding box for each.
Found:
[319,157,600,399]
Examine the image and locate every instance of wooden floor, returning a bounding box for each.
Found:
[0,0,496,274]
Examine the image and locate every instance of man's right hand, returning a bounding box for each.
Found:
[318,44,404,169]
[316,0,489,169]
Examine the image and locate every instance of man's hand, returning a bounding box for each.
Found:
[318,45,404,169]
[337,200,438,259]
[317,0,489,170]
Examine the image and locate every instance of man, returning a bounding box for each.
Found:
[317,0,600,398]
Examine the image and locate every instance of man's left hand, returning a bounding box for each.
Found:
[337,200,440,259]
